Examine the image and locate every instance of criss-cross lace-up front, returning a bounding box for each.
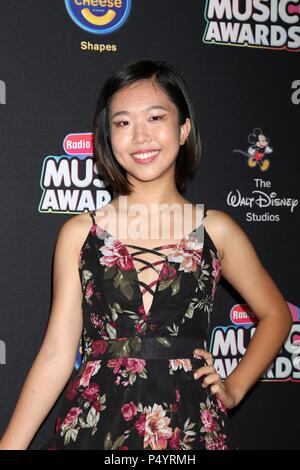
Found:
[90,208,205,317]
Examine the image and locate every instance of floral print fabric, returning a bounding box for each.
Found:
[41,207,232,450]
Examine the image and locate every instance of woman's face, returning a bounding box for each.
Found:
[108,79,191,185]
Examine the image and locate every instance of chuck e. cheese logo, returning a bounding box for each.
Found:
[65,0,132,34]
[210,302,300,382]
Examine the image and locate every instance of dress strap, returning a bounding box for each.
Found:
[89,210,96,225]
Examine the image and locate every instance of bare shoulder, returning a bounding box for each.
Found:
[204,209,292,325]
[204,208,262,286]
[57,211,94,255]
[62,201,118,246]
[203,209,250,262]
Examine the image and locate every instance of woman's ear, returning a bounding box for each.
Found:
[180,118,191,145]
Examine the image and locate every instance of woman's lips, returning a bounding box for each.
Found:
[131,150,160,164]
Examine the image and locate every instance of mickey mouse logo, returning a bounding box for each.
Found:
[233,127,273,172]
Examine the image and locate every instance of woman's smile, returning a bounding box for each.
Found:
[131,149,161,164]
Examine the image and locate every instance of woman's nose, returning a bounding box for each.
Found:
[132,122,151,143]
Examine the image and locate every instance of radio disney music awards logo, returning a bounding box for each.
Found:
[210,302,300,382]
[203,0,300,52]
[65,0,132,34]
[233,127,273,172]
[39,132,112,216]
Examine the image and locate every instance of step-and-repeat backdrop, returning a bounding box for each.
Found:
[0,0,299,450]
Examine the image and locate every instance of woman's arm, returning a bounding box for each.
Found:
[0,216,86,450]
[195,210,292,408]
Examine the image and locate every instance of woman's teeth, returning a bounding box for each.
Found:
[132,150,160,160]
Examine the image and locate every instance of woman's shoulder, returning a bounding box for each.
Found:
[64,210,94,231]
[56,211,95,254]
[205,209,245,235]
[204,208,236,225]
[203,209,242,262]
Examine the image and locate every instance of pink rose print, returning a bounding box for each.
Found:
[212,256,221,283]
[216,397,227,415]
[92,400,101,413]
[82,383,100,402]
[90,313,104,330]
[159,263,177,282]
[126,359,146,374]
[61,407,82,430]
[92,339,108,357]
[200,409,217,433]
[168,237,203,273]
[205,433,229,450]
[80,360,101,387]
[108,358,147,387]
[144,404,173,450]
[171,402,179,413]
[91,224,101,237]
[134,413,146,436]
[169,427,181,450]
[121,402,138,421]
[135,323,145,334]
[66,378,80,401]
[107,358,125,374]
[99,237,134,271]
[85,280,94,301]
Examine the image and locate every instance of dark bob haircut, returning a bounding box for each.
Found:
[92,58,202,195]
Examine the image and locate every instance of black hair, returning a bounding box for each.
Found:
[93,58,202,195]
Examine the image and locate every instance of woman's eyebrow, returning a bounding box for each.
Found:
[111,105,168,119]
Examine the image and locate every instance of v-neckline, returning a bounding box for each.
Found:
[93,212,205,318]
[125,245,169,319]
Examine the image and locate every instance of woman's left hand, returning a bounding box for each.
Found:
[193,348,241,410]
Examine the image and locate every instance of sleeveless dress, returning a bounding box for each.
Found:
[40,206,232,450]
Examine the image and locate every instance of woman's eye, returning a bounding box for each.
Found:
[150,115,164,121]
[113,120,129,127]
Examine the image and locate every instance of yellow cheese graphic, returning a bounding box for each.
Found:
[81,8,116,26]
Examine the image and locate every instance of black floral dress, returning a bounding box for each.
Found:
[41,206,232,450]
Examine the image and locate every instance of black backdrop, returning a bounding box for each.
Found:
[0,0,299,450]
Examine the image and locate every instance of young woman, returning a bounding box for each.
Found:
[0,59,292,451]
